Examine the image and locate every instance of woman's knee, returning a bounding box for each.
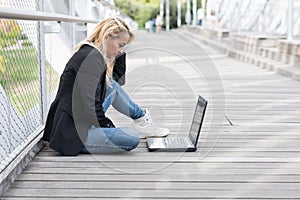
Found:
[117,128,140,152]
[122,136,140,152]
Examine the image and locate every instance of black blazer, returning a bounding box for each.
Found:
[43,45,124,156]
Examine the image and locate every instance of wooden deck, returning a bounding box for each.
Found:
[3,30,300,199]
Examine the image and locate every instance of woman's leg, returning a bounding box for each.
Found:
[80,126,140,154]
[80,81,141,154]
[102,80,169,138]
[103,80,144,119]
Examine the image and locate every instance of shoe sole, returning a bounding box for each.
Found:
[139,132,169,139]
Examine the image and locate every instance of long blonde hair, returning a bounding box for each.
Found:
[75,16,135,86]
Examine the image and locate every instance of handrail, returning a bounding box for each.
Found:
[0,6,98,23]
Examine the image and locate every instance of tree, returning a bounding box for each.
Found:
[114,0,204,29]
[115,0,159,28]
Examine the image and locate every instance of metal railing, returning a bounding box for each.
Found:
[0,0,130,194]
[203,0,300,37]
[0,6,98,23]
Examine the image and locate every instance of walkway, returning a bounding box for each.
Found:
[3,30,300,199]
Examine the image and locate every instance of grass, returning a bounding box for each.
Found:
[0,46,59,115]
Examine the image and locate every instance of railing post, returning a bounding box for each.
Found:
[192,0,197,26]
[201,0,206,26]
[177,0,181,27]
[37,0,47,123]
[69,0,76,49]
[160,0,164,18]
[166,0,170,30]
[237,0,241,32]
[287,0,294,40]
[186,0,191,25]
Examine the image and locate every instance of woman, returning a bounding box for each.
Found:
[43,17,169,156]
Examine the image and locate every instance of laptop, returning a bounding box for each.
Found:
[146,95,208,152]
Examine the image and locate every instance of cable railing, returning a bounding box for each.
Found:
[206,0,300,37]
[0,0,124,195]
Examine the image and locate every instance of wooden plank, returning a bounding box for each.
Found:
[26,161,300,169]
[34,155,297,162]
[15,173,300,183]
[30,153,300,162]
[10,180,300,190]
[36,150,300,158]
[3,188,300,199]
[21,167,300,175]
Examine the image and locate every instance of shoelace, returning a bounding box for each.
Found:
[143,111,152,124]
[144,111,161,129]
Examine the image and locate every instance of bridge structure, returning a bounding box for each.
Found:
[0,0,300,199]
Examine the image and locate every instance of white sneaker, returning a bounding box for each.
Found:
[133,109,169,139]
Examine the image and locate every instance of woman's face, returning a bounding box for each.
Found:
[106,32,130,58]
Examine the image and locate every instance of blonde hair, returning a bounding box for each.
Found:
[75,16,135,86]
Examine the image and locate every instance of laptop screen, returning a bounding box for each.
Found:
[189,96,207,146]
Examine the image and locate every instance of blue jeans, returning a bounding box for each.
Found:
[80,80,144,154]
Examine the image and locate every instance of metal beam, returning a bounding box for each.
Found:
[177,0,181,27]
[160,0,164,17]
[192,0,197,26]
[186,0,191,25]
[287,0,294,40]
[37,0,47,123]
[166,0,170,30]
[0,7,97,23]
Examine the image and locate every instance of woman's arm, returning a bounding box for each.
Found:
[113,53,126,85]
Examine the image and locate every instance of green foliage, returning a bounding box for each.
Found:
[0,47,39,89]
[20,33,28,40]
[0,19,23,48]
[22,41,33,47]
[0,47,59,115]
[0,55,5,73]
[115,0,205,29]
[169,0,179,29]
[0,20,59,115]
[115,0,159,28]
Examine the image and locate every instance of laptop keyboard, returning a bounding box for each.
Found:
[164,137,191,148]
